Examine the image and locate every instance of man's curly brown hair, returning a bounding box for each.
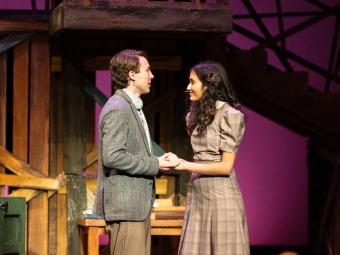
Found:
[109,49,148,91]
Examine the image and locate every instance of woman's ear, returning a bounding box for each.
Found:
[128,70,136,81]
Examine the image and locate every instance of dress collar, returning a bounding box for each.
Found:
[215,100,226,110]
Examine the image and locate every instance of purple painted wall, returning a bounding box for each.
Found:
[235,107,308,245]
[3,0,339,247]
[0,0,49,10]
[95,71,112,146]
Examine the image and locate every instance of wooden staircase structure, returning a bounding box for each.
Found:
[226,49,340,153]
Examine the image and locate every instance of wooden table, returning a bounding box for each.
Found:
[78,218,106,255]
[78,207,184,255]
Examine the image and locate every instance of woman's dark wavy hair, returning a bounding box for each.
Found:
[187,61,241,135]
[109,49,148,91]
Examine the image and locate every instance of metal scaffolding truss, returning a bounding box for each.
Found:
[229,0,340,92]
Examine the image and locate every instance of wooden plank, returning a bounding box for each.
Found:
[86,148,98,167]
[49,84,57,255]
[0,146,45,177]
[151,219,183,227]
[49,194,57,255]
[151,228,182,236]
[0,19,47,33]
[153,206,185,212]
[77,218,183,227]
[13,41,29,162]
[9,189,42,202]
[28,193,49,255]
[29,34,50,175]
[0,174,62,190]
[50,2,232,35]
[0,53,6,187]
[57,194,67,255]
[0,33,32,55]
[28,34,50,255]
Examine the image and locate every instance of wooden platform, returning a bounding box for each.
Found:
[49,0,232,35]
[78,206,185,255]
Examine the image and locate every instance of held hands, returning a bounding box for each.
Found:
[158,153,180,172]
[158,152,186,172]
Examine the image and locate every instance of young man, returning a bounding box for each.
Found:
[93,49,179,255]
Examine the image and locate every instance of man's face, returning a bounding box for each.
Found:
[131,56,154,95]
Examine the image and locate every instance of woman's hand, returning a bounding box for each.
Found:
[174,160,187,171]
[163,152,181,168]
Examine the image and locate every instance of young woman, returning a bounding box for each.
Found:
[175,61,250,255]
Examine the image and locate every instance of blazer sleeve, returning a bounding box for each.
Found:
[100,108,159,176]
[219,109,245,153]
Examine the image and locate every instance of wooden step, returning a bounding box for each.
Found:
[225,49,340,152]
[263,70,309,97]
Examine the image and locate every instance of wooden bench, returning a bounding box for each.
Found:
[78,207,184,255]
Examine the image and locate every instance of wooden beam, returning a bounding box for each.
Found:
[0,174,62,190]
[30,34,50,176]
[0,33,32,55]
[0,53,6,194]
[0,146,46,177]
[10,188,56,202]
[50,2,232,35]
[57,194,68,255]
[0,19,48,34]
[9,189,42,202]
[13,41,29,162]
[28,34,50,255]
[86,148,98,167]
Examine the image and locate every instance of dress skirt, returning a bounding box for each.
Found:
[178,171,250,255]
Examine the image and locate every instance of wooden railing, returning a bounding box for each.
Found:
[0,146,65,201]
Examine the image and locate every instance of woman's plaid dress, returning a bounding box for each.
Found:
[178,101,250,255]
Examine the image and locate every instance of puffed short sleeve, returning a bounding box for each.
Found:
[219,109,245,152]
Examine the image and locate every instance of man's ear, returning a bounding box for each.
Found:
[128,71,136,81]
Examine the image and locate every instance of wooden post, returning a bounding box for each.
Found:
[62,54,87,255]
[27,34,50,255]
[51,55,68,255]
[0,53,6,195]
[13,41,29,163]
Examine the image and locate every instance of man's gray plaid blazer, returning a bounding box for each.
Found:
[93,89,159,221]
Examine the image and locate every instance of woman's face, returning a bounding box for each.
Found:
[187,70,206,102]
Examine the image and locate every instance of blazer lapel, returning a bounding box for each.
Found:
[116,90,152,155]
